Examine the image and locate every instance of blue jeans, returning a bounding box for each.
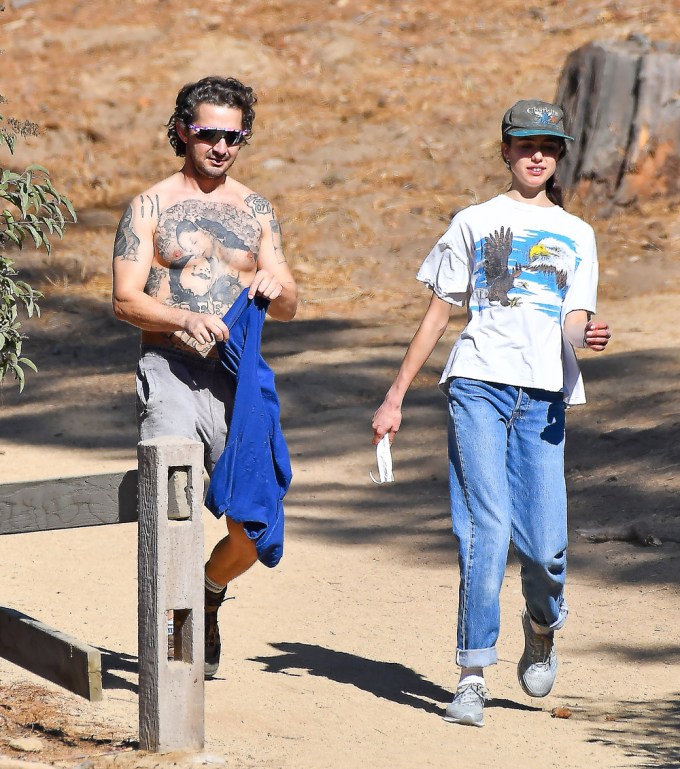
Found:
[447,377,569,669]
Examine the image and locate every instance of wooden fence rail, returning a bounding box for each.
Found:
[0,436,205,752]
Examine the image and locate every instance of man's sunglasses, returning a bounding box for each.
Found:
[187,124,250,146]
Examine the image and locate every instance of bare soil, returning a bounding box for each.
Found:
[1,1,680,768]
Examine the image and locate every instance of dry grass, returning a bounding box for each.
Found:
[2,0,679,321]
[0,683,135,763]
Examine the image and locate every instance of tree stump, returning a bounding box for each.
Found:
[555,38,680,215]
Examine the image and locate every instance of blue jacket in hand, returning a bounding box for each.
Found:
[205,288,292,568]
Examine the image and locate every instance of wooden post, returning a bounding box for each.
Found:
[137,437,205,752]
[555,38,680,214]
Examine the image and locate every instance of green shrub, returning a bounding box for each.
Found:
[1,84,76,390]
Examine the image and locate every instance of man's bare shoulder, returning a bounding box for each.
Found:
[131,173,188,214]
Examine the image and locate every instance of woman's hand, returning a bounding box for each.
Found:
[372,399,402,446]
[583,320,611,351]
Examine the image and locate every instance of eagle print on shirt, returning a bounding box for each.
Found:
[482,227,521,307]
[474,226,580,318]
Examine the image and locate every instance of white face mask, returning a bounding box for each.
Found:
[370,434,395,485]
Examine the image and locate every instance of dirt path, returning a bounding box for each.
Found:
[1,291,679,769]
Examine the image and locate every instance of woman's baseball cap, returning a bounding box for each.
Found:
[502,100,574,141]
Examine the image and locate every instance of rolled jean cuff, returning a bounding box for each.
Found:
[530,599,569,635]
[456,645,498,669]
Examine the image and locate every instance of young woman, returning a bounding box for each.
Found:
[372,100,611,727]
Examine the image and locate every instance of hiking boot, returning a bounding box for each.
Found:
[443,682,490,727]
[205,585,227,679]
[517,609,557,697]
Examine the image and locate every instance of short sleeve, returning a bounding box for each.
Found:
[416,217,473,306]
[561,225,598,322]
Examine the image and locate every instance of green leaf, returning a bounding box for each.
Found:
[20,189,29,212]
[14,364,25,392]
[18,357,37,372]
[5,229,21,245]
[24,224,42,248]
[63,198,77,222]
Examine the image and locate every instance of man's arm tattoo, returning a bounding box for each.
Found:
[270,218,286,263]
[245,193,272,217]
[113,204,140,261]
[245,193,286,264]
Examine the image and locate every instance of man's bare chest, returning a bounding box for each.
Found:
[154,198,262,270]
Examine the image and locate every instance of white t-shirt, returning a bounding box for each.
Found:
[417,194,598,404]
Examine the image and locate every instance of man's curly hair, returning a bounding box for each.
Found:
[166,76,257,157]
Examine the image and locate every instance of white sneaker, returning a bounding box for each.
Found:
[443,682,490,727]
[517,610,557,697]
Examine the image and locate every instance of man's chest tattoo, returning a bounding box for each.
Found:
[150,199,261,315]
[155,199,260,264]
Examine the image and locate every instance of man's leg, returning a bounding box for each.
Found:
[206,517,258,585]
[204,517,258,678]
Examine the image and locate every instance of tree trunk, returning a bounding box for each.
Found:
[555,38,680,215]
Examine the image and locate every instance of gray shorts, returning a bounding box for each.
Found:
[136,346,235,474]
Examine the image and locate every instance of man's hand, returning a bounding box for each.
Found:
[248,269,284,302]
[183,312,230,346]
[583,320,611,352]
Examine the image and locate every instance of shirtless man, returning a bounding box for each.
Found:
[112,76,298,678]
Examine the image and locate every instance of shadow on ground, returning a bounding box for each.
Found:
[251,641,453,715]
[251,641,545,717]
[3,296,680,591]
[568,692,680,769]
[100,647,138,695]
